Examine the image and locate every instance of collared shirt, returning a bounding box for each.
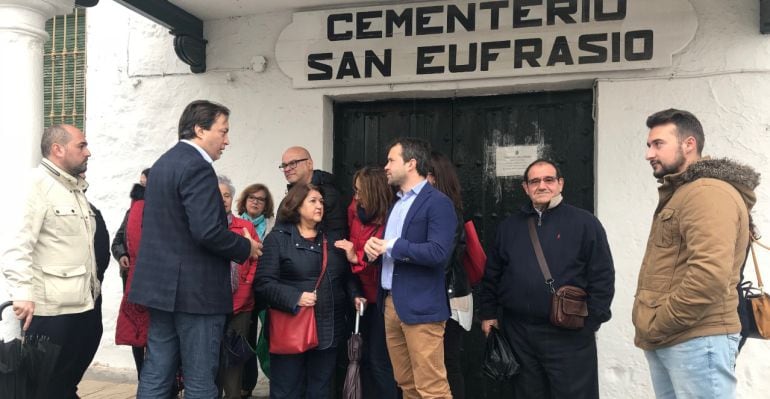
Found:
[181,139,213,164]
[380,179,428,290]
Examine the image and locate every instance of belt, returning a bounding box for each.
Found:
[383,289,392,297]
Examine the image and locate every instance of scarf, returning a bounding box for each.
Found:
[241,212,267,241]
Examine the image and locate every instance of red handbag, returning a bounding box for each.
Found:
[462,220,487,286]
[268,239,327,355]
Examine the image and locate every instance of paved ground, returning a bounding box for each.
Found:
[78,366,270,399]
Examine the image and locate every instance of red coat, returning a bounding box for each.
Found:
[115,199,149,347]
[347,200,384,304]
[229,216,259,314]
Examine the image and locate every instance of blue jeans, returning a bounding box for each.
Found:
[137,309,226,399]
[644,334,740,399]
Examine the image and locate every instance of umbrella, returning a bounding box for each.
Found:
[0,301,62,399]
[342,303,364,399]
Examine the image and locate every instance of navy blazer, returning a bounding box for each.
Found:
[129,142,251,314]
[380,182,457,324]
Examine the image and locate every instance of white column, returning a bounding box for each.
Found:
[0,0,74,169]
[0,0,73,341]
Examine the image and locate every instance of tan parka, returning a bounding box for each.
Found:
[633,158,759,350]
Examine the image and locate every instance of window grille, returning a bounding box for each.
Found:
[44,8,86,130]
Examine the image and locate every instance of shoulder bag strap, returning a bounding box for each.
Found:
[314,238,328,291]
[527,217,555,294]
[750,238,764,292]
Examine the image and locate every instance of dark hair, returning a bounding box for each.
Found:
[523,159,562,181]
[428,151,463,212]
[237,183,275,218]
[353,166,393,224]
[41,124,71,157]
[141,168,150,178]
[178,100,230,140]
[388,137,431,177]
[277,184,320,225]
[646,108,705,155]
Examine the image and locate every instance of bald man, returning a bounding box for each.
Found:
[280,146,347,234]
[1,124,100,398]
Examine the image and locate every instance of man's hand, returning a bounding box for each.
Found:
[364,237,387,262]
[334,239,358,264]
[298,291,317,307]
[354,297,367,313]
[118,256,129,270]
[243,228,263,259]
[481,319,499,337]
[13,301,35,331]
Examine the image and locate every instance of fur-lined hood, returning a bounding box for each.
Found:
[681,157,760,211]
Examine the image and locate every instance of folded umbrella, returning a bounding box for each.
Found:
[0,301,62,399]
[342,303,364,399]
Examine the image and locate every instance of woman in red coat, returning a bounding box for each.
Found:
[218,175,259,399]
[334,166,398,399]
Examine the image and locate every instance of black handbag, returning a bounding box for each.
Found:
[481,326,519,381]
[222,329,255,369]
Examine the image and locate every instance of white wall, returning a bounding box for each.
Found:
[85,0,770,394]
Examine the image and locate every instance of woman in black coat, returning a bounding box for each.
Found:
[254,183,362,399]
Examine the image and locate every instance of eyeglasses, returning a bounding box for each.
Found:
[526,176,559,186]
[247,195,267,203]
[278,158,309,170]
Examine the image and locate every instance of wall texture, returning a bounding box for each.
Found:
[83,0,770,395]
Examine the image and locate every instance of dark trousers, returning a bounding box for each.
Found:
[443,318,465,399]
[27,307,101,399]
[502,318,599,399]
[361,305,399,399]
[241,307,261,394]
[269,347,337,399]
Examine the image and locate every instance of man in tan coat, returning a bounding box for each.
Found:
[1,124,99,398]
[634,109,759,398]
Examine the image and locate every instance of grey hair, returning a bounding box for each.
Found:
[41,125,72,157]
[217,175,235,196]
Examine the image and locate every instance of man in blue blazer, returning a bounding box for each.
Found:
[365,138,457,399]
[129,100,261,398]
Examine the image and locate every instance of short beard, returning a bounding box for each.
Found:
[652,149,686,178]
[68,163,87,177]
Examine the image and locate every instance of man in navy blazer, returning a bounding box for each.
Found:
[129,100,261,398]
[365,137,456,399]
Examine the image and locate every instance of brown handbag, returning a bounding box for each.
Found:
[527,218,589,330]
[269,239,327,354]
[747,238,770,338]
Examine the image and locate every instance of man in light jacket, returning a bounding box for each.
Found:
[634,109,759,398]
[1,124,98,399]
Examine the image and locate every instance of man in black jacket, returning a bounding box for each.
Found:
[479,159,615,399]
[280,146,347,235]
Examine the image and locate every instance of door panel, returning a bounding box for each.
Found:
[333,90,594,398]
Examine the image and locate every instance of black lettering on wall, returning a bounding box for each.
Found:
[416,6,445,35]
[547,0,577,25]
[480,1,509,30]
[365,49,392,77]
[514,0,543,28]
[581,0,590,22]
[480,41,511,71]
[578,33,608,64]
[336,52,361,79]
[327,13,353,41]
[546,36,574,66]
[356,11,383,39]
[595,0,627,21]
[611,32,621,62]
[447,4,476,33]
[449,43,477,72]
[417,45,446,74]
[308,53,333,80]
[514,38,542,68]
[625,30,653,61]
[385,9,413,37]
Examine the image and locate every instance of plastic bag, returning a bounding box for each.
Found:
[481,326,519,381]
